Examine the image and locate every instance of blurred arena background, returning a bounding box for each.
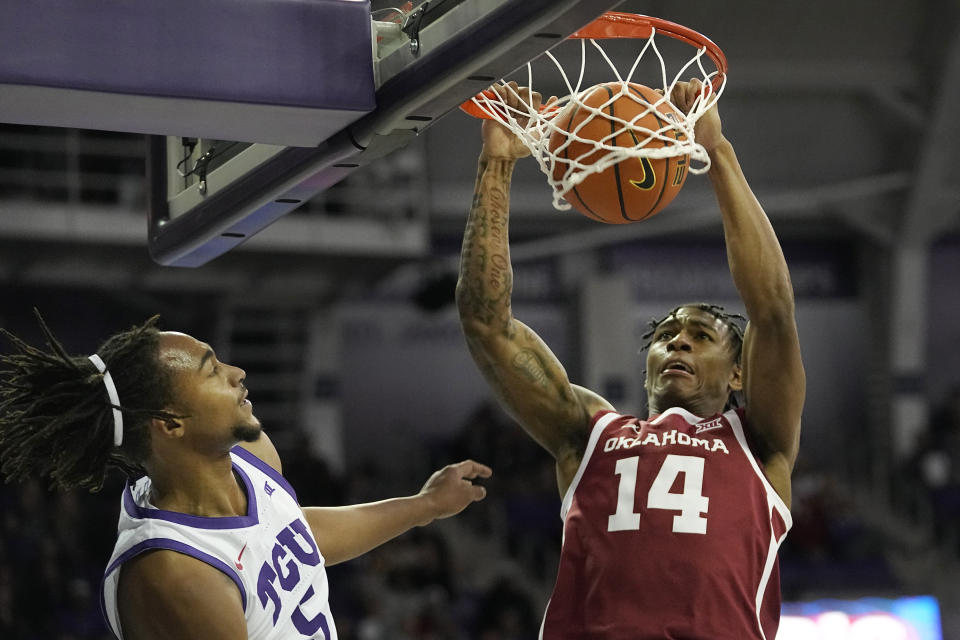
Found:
[1,0,959,638]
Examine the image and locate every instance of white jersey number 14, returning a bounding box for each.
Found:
[607,454,709,534]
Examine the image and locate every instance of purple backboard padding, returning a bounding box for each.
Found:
[0,0,375,111]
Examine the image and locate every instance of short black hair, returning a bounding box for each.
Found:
[0,312,180,492]
[641,303,746,360]
[640,303,747,409]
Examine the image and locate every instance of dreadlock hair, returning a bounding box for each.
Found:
[640,303,747,410]
[0,311,180,492]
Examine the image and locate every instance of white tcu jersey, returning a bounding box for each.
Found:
[101,446,337,640]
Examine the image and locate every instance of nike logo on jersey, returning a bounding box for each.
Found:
[264,481,275,496]
[235,542,248,570]
[695,418,724,434]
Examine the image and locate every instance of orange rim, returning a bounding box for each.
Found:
[460,12,727,119]
[570,13,726,78]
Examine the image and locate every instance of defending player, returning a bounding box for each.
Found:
[456,80,805,638]
[0,317,491,640]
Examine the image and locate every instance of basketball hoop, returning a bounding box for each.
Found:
[460,12,728,214]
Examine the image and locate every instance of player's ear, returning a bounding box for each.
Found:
[151,414,185,440]
[728,362,742,392]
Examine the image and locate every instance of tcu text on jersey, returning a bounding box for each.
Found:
[257,518,331,639]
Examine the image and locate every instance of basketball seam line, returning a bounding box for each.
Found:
[626,84,669,221]
[562,101,604,222]
[606,85,632,222]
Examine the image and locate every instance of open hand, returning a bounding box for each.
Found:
[417,459,492,524]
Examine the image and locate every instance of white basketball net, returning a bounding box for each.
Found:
[469,29,726,212]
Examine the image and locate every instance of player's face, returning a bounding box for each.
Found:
[157,332,262,448]
[644,307,741,417]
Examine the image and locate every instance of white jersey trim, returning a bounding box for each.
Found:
[546,411,618,640]
[651,406,704,425]
[725,408,792,640]
[725,409,792,526]
[560,411,619,522]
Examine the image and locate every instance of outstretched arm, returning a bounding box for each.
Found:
[302,460,491,565]
[675,80,805,505]
[455,84,612,484]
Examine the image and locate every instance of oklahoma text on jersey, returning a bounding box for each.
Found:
[603,428,731,455]
[542,407,792,640]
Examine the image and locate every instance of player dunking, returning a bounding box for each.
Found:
[0,317,491,639]
[456,80,805,639]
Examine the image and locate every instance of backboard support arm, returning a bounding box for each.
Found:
[148,0,625,267]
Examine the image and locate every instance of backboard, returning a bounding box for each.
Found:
[147,0,627,266]
[0,0,625,266]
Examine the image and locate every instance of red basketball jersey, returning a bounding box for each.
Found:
[541,407,791,640]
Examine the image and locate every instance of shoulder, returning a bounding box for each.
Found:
[572,385,616,420]
[118,549,246,639]
[555,388,620,488]
[728,406,794,507]
[559,385,617,457]
[236,430,283,473]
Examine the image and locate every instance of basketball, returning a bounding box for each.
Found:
[549,82,690,224]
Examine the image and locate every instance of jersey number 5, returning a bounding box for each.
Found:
[607,454,709,534]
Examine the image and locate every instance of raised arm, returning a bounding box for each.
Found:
[302,460,491,565]
[455,84,612,480]
[675,80,805,505]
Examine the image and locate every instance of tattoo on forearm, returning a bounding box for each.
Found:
[459,163,515,328]
[487,183,508,211]
[489,252,508,292]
